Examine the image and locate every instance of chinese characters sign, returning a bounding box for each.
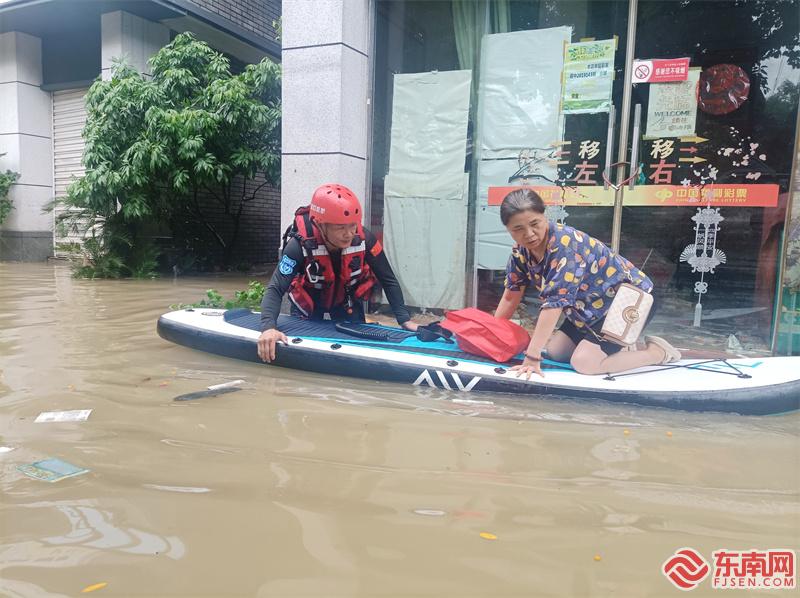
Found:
[645,69,700,138]
[486,184,778,207]
[632,57,690,83]
[562,39,616,114]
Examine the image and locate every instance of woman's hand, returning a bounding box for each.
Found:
[401,321,419,332]
[511,355,545,380]
[257,328,288,362]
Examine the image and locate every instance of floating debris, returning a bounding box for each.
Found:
[81,582,108,593]
[207,379,245,391]
[727,334,743,351]
[452,399,495,406]
[412,509,446,517]
[479,532,497,540]
[17,458,89,482]
[173,380,245,402]
[35,409,92,423]
[143,484,211,493]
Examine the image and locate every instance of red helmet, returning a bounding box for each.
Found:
[309,184,362,225]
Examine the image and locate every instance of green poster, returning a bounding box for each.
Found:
[562,39,616,114]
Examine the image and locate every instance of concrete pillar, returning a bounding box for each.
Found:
[0,32,54,261]
[281,0,371,241]
[101,11,170,80]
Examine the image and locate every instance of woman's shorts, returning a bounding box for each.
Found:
[557,292,659,356]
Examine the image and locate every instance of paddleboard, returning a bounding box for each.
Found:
[156,308,800,415]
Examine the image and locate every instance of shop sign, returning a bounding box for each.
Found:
[488,185,614,207]
[633,58,691,83]
[487,183,779,207]
[627,183,779,207]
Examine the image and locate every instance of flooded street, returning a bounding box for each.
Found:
[1,261,798,597]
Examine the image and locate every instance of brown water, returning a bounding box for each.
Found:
[0,261,798,597]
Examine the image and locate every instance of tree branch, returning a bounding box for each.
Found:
[201,184,226,208]
[244,179,270,203]
[190,186,227,250]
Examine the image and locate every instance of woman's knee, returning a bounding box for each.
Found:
[570,342,606,375]
[545,331,576,363]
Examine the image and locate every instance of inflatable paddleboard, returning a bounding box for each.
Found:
[157,308,800,415]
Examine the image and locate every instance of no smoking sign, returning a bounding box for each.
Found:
[634,62,651,82]
[632,58,690,83]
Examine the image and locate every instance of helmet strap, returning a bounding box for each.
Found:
[316,221,346,252]
[315,221,331,247]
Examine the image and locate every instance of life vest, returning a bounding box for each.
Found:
[282,206,376,317]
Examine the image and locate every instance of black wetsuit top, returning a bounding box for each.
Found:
[260,227,411,331]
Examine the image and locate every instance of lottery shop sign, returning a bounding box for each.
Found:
[486,183,778,208]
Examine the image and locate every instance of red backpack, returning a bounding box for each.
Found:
[441,308,531,363]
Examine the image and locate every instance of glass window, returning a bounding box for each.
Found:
[620,0,800,353]
[371,0,800,354]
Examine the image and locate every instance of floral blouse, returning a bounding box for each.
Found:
[504,222,653,328]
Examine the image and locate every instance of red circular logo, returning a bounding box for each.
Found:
[634,64,651,80]
[662,548,710,591]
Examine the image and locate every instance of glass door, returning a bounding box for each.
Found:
[617,0,800,354]
[471,0,634,311]
[371,1,639,313]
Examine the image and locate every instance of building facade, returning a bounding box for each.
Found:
[0,0,281,265]
[281,0,800,354]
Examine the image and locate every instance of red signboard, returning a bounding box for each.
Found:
[486,184,779,208]
[632,58,691,83]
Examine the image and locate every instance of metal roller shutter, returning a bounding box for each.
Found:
[52,88,89,255]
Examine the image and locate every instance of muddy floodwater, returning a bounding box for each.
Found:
[1,261,798,597]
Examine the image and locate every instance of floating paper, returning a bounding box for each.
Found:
[17,458,89,482]
[35,409,92,423]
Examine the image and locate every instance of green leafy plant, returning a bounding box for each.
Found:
[272,17,282,41]
[170,280,265,310]
[56,32,281,276]
[72,235,127,279]
[0,153,19,225]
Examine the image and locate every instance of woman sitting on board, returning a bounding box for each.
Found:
[494,189,680,379]
[257,183,417,363]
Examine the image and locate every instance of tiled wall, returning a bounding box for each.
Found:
[188,0,281,43]
[186,0,282,265]
[194,174,282,267]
